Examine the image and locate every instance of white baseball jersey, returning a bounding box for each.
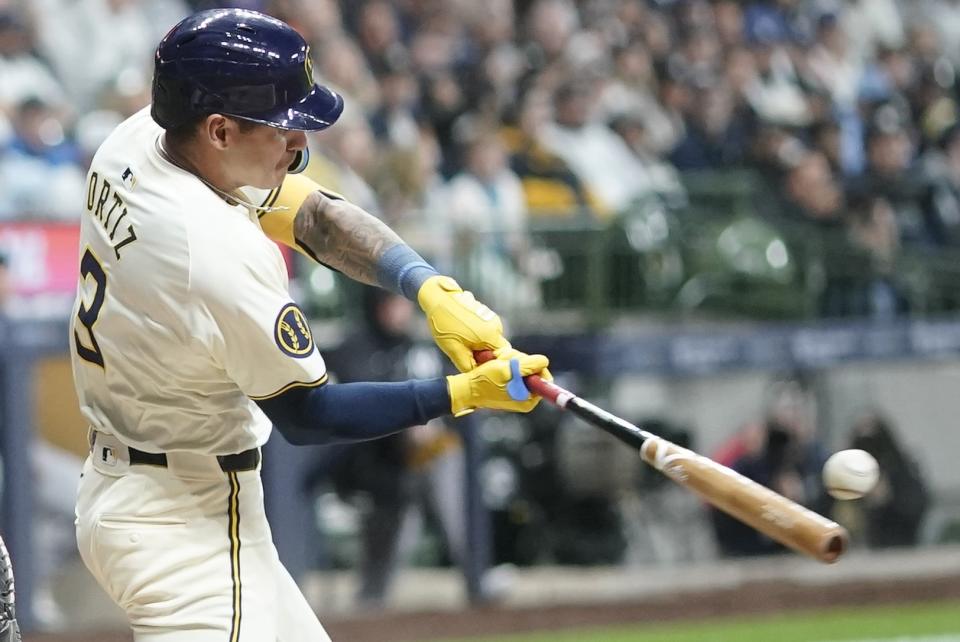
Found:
[70,106,327,455]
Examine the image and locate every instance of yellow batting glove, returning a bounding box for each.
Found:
[418,275,510,372]
[492,346,554,384]
[447,352,550,417]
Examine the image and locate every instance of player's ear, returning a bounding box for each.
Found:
[203,114,230,150]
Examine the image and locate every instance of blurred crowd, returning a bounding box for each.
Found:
[5,0,960,316]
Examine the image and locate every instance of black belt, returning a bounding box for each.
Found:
[128,446,260,472]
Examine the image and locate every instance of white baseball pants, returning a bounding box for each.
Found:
[75,433,330,641]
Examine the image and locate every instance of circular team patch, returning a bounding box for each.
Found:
[274,303,314,358]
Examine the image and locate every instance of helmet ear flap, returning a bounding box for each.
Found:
[287,148,309,174]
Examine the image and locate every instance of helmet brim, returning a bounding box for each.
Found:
[236,84,344,131]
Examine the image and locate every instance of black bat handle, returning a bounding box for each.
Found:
[474,350,650,449]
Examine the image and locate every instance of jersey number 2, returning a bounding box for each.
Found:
[75,248,106,367]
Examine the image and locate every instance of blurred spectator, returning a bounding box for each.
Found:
[74,109,124,167]
[846,412,929,548]
[910,59,959,148]
[459,0,524,116]
[712,420,811,556]
[847,105,935,245]
[501,88,601,217]
[96,71,152,120]
[742,0,810,48]
[712,374,829,556]
[781,149,844,223]
[307,107,382,216]
[820,192,907,319]
[0,96,85,220]
[805,13,863,109]
[31,0,187,112]
[809,118,846,175]
[420,71,471,177]
[844,193,903,307]
[610,113,686,206]
[523,0,579,73]
[406,4,462,78]
[596,40,681,155]
[841,0,905,61]
[368,56,420,150]
[872,45,920,100]
[352,0,406,72]
[920,0,960,67]
[920,122,960,246]
[713,0,745,49]
[539,79,656,213]
[445,125,539,310]
[669,80,753,171]
[372,122,450,239]
[670,25,724,86]
[742,13,813,127]
[906,22,944,69]
[315,35,382,113]
[269,0,343,44]
[652,64,692,154]
[0,9,65,113]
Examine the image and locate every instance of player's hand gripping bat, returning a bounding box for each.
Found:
[476,351,848,563]
[0,535,21,642]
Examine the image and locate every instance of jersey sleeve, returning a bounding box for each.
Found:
[242,174,346,260]
[191,246,328,400]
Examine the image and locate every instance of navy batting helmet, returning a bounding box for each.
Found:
[151,9,343,132]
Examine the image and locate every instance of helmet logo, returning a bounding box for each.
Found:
[304,47,314,85]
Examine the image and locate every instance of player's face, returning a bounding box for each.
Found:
[224,121,308,189]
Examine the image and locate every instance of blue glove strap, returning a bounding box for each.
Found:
[507,358,529,401]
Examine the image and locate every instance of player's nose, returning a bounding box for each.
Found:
[286,130,307,151]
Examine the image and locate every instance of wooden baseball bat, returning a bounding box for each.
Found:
[476,351,848,563]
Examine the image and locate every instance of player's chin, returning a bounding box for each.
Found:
[248,167,287,190]
[271,155,295,180]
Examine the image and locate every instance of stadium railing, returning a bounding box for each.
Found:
[302,168,960,328]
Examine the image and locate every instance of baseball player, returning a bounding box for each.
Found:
[71,9,549,641]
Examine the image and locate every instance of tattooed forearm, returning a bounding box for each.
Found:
[293,190,403,286]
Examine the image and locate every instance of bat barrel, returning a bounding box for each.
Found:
[640,437,848,563]
[823,532,847,562]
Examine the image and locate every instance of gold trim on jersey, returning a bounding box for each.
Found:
[259,186,282,210]
[248,373,328,401]
[228,472,242,642]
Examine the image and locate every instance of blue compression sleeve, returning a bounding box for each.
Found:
[376,244,439,300]
[255,379,450,446]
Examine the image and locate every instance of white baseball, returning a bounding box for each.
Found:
[822,449,880,500]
